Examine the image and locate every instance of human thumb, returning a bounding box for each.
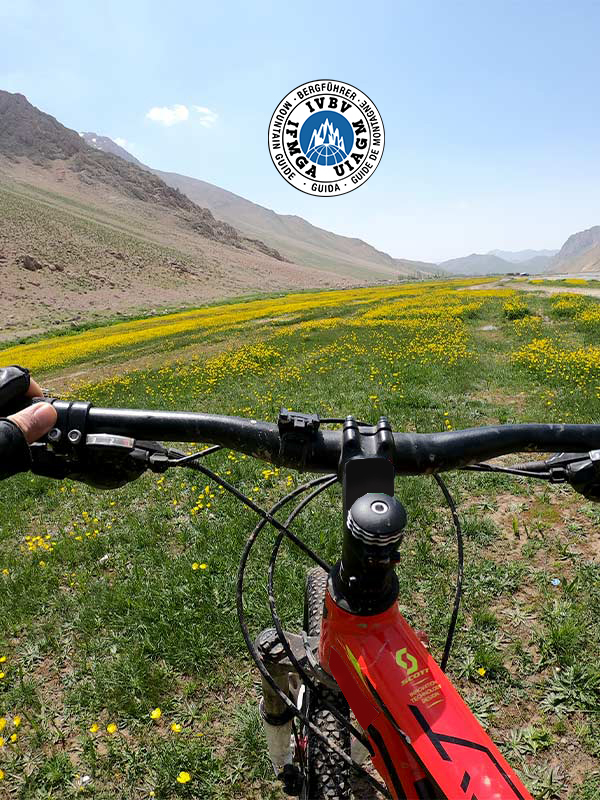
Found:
[8,403,58,444]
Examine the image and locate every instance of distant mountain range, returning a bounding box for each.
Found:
[80,132,600,278]
[437,251,553,275]
[488,248,558,263]
[80,132,441,281]
[437,233,600,276]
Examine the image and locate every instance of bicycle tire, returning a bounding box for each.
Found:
[302,567,353,800]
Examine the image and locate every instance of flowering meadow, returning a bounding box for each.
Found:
[0,279,599,798]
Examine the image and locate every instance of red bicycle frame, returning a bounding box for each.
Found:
[320,591,533,800]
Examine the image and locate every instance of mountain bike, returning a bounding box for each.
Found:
[21,397,600,799]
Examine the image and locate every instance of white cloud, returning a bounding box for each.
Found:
[146,104,190,126]
[145,104,218,129]
[192,105,218,128]
[114,137,130,149]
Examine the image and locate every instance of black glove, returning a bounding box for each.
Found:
[0,418,31,479]
[0,365,31,416]
[0,365,33,479]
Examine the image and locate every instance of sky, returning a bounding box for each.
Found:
[1,0,600,263]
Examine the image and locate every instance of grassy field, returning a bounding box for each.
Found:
[0,279,599,799]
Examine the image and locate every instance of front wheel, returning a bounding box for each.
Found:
[301,567,352,800]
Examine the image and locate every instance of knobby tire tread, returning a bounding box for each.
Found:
[303,567,352,800]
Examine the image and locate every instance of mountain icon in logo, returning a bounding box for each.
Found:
[303,114,353,166]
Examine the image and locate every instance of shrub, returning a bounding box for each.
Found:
[503,299,530,320]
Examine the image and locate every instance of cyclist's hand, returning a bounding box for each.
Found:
[0,366,57,480]
[8,401,57,444]
[0,366,57,442]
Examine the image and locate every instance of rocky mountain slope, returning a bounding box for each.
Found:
[81,132,441,281]
[0,91,354,339]
[549,225,600,273]
[152,168,440,280]
[81,132,145,167]
[1,92,284,259]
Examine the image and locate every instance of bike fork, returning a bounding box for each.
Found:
[255,628,308,795]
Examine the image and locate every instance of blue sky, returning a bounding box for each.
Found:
[2,0,600,262]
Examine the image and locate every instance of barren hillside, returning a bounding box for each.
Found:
[79,132,441,280]
[0,92,354,339]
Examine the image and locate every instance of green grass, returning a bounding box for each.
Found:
[0,284,599,798]
[0,287,334,350]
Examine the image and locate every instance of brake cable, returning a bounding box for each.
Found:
[162,440,529,776]
[167,447,388,792]
[166,448,331,572]
[461,462,553,479]
[169,445,463,678]
[235,479,391,798]
[437,459,557,670]
[171,444,223,463]
[433,474,464,673]
[266,478,374,752]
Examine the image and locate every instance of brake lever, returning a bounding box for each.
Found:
[563,450,600,501]
[546,450,600,500]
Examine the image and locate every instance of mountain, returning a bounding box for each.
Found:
[0,92,284,256]
[488,248,558,263]
[81,132,441,281]
[549,225,600,274]
[307,119,347,153]
[553,245,600,273]
[0,91,354,338]
[438,253,516,275]
[440,251,552,275]
[80,132,145,167]
[518,255,555,272]
[446,231,600,276]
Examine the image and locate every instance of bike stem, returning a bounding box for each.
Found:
[329,416,408,615]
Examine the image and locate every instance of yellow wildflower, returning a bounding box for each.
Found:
[150,708,162,720]
[171,722,182,733]
[192,563,200,571]
[106,723,118,734]
[0,718,5,731]
[89,723,99,733]
[12,716,20,728]
[177,771,191,784]
[10,733,17,743]
[477,667,486,676]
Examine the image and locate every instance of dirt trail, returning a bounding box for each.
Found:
[459,279,600,299]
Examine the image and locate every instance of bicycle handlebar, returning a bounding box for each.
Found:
[69,403,600,474]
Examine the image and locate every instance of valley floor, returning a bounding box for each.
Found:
[0,278,599,799]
